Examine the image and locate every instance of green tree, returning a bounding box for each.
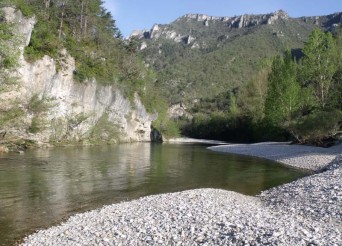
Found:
[302,28,337,109]
[265,50,301,125]
[331,31,342,110]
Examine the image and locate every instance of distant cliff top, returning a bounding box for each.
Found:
[130,10,341,39]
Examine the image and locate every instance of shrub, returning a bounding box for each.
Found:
[288,110,342,145]
[0,107,25,129]
[24,21,61,62]
[89,113,121,143]
[28,116,46,133]
[27,95,52,114]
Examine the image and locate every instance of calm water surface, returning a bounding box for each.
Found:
[0,143,307,245]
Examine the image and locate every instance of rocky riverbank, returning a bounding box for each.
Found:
[21,143,342,245]
[209,142,342,171]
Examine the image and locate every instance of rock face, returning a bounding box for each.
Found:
[168,103,192,120]
[130,10,290,44]
[0,7,157,147]
[129,10,341,50]
[183,10,289,25]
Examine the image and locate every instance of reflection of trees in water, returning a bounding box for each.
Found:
[0,144,153,245]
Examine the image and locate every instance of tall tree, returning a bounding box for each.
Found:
[265,50,301,125]
[302,28,337,109]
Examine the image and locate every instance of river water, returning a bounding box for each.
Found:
[0,143,307,245]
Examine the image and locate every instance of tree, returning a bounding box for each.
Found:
[302,28,337,109]
[265,50,301,125]
[237,60,271,122]
[331,31,342,110]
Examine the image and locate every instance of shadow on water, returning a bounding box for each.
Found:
[0,143,308,245]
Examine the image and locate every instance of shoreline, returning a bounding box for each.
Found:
[208,142,342,171]
[165,137,228,145]
[20,142,342,245]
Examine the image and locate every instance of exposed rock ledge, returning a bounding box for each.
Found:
[21,144,341,245]
[0,7,156,147]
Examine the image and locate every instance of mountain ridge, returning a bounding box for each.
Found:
[129,10,341,104]
[130,10,342,41]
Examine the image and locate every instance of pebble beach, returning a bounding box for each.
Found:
[21,143,342,246]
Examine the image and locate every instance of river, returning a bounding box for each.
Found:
[0,143,307,245]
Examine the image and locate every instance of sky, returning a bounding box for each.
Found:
[103,0,342,37]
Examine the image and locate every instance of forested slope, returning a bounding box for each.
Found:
[0,0,176,151]
[133,11,342,144]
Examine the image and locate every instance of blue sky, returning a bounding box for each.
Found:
[103,0,342,37]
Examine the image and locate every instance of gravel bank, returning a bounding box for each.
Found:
[21,144,342,246]
[260,155,342,225]
[166,137,227,144]
[209,142,342,171]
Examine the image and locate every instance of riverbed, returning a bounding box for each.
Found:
[0,143,306,245]
[19,143,342,245]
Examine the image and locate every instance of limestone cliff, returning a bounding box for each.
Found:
[129,10,341,50]
[129,10,290,45]
[0,7,157,149]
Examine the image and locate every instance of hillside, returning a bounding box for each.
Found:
[131,10,342,143]
[0,1,174,151]
[132,10,342,104]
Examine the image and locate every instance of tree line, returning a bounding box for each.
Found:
[180,28,342,146]
[264,28,341,145]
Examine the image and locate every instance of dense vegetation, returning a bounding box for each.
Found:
[0,0,177,137]
[264,29,342,145]
[180,29,342,145]
[137,12,341,145]
[1,3,340,144]
[141,14,324,104]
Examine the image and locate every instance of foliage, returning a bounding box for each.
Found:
[25,20,61,62]
[237,60,271,122]
[264,50,301,125]
[0,11,20,71]
[177,29,342,145]
[27,94,53,114]
[0,0,172,142]
[136,13,342,143]
[25,95,53,134]
[141,17,317,104]
[141,79,180,138]
[288,110,342,145]
[181,112,257,142]
[0,106,25,129]
[264,30,342,144]
[1,0,35,17]
[5,0,156,103]
[28,115,46,133]
[301,28,337,109]
[89,113,120,143]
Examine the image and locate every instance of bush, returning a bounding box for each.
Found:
[156,120,180,139]
[0,107,25,129]
[0,0,34,17]
[28,116,46,133]
[288,110,342,145]
[27,95,52,114]
[24,21,61,62]
[89,113,120,143]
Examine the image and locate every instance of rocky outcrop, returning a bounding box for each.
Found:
[130,10,342,50]
[0,7,157,147]
[128,10,291,49]
[145,25,184,43]
[168,103,192,120]
[182,10,289,28]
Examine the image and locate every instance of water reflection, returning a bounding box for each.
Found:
[0,143,306,245]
